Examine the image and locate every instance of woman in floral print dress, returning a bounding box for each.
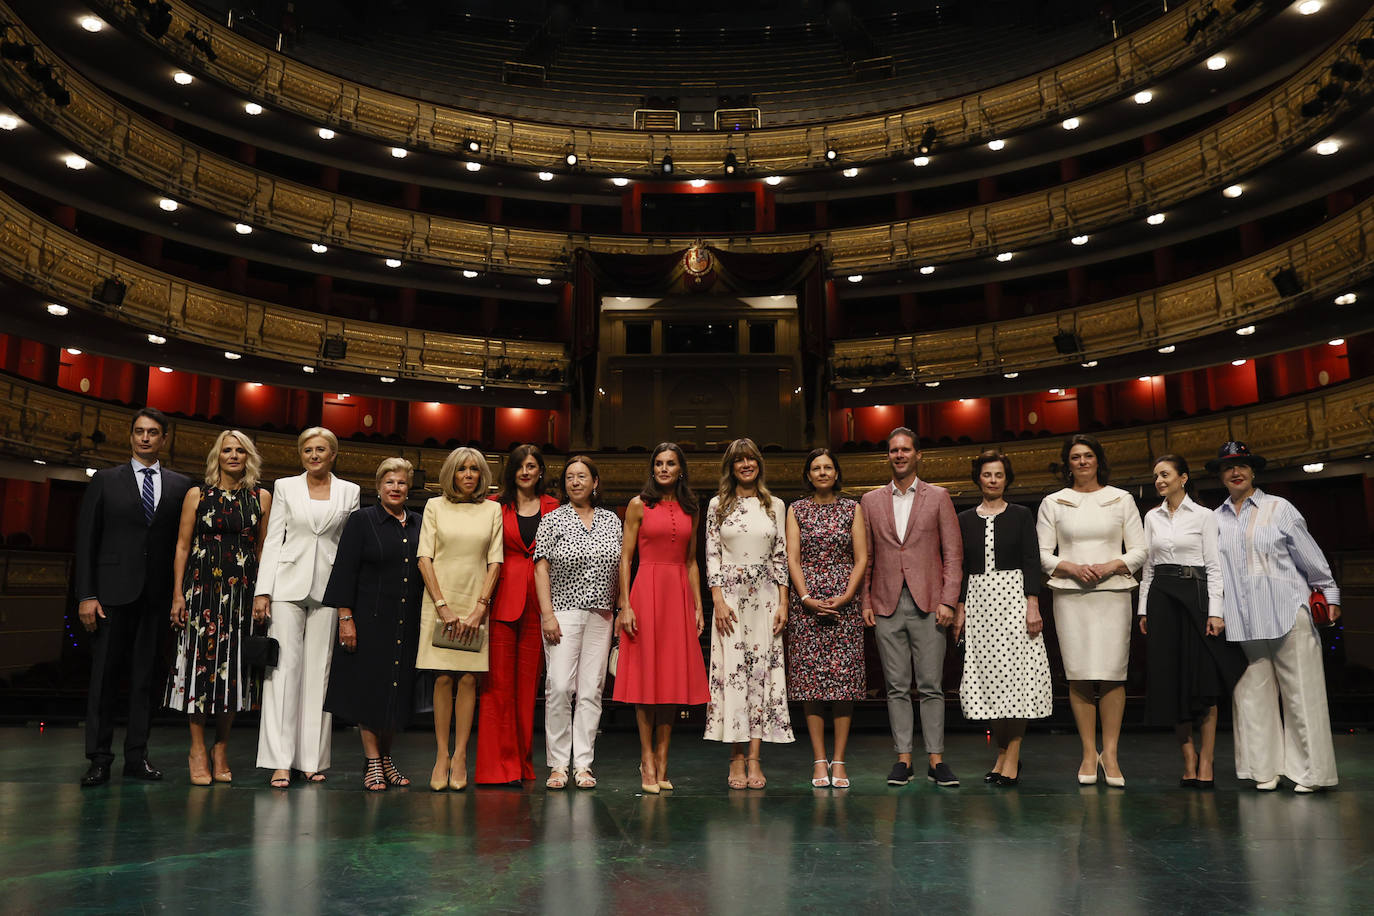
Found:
[166,430,273,786]
[704,438,793,789]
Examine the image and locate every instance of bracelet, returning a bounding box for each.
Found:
[338,616,353,622]
[800,593,811,603]
[476,596,491,605]
[434,599,447,608]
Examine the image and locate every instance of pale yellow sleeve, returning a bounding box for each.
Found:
[485,503,504,565]
[417,498,438,560]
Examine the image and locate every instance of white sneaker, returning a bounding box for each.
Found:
[1255,777,1280,791]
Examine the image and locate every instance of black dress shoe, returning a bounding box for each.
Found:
[995,773,1020,787]
[1180,777,1199,789]
[1194,779,1215,790]
[124,759,164,781]
[81,762,111,787]
[983,770,999,783]
[886,761,913,786]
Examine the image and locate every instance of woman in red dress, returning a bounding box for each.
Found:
[613,442,709,793]
[476,444,559,784]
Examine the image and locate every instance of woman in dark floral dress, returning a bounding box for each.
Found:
[785,448,868,789]
[166,430,273,785]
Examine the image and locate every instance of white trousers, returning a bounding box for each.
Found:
[1232,608,1338,788]
[257,598,335,772]
[543,609,613,770]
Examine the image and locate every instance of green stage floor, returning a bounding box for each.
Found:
[1,725,1369,914]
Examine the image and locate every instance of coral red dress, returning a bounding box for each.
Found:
[612,500,709,706]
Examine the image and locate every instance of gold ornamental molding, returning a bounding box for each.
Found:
[0,191,568,388]
[2,372,1370,499]
[83,0,1263,172]
[0,7,1362,276]
[832,200,1374,385]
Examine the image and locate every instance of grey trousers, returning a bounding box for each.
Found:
[874,586,946,755]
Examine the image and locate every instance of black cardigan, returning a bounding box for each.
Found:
[957,503,1041,601]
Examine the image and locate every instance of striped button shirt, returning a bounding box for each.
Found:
[1214,489,1340,642]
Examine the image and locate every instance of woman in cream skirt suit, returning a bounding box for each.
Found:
[417,447,504,791]
[1037,434,1145,788]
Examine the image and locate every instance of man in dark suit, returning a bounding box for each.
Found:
[75,407,192,786]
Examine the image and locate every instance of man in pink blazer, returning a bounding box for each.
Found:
[861,427,963,787]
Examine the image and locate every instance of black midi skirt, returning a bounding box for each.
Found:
[1144,574,1248,726]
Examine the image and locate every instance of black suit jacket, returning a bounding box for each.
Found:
[73,462,193,608]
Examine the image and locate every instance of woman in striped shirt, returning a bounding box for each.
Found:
[1210,441,1341,793]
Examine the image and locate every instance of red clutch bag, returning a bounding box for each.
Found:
[1310,590,1332,627]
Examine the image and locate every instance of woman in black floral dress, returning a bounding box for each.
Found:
[785,448,868,789]
[166,430,273,786]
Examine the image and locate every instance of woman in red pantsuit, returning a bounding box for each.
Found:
[477,445,559,785]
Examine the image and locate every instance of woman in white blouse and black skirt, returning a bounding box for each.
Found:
[1137,454,1246,789]
[535,456,623,790]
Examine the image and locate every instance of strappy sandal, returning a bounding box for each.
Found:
[303,771,328,783]
[746,756,766,790]
[269,769,291,789]
[574,768,597,789]
[812,759,832,788]
[830,761,850,789]
[546,767,569,790]
[363,758,387,792]
[726,757,747,790]
[381,756,409,787]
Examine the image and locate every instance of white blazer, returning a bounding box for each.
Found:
[254,473,361,605]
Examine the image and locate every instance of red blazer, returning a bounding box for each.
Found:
[488,494,559,622]
[860,480,963,616]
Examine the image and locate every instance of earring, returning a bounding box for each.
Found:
[592,488,597,498]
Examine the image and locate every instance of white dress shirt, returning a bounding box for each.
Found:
[890,478,918,544]
[1137,495,1223,619]
[131,458,162,510]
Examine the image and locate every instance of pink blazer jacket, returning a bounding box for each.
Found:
[860,480,963,616]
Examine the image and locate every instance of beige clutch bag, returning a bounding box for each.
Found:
[431,619,486,653]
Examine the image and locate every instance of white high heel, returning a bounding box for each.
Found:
[829,761,850,789]
[811,759,831,788]
[1099,754,1125,788]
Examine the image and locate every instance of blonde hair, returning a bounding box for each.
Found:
[439,447,491,503]
[374,457,414,491]
[297,426,339,458]
[714,437,775,526]
[204,429,262,489]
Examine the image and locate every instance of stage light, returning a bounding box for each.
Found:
[1231,358,1247,366]
[912,156,930,166]
[79,16,104,32]
[1303,462,1324,473]
[612,177,630,187]
[1158,345,1176,354]
[390,147,407,159]
[1316,139,1341,155]
[847,274,863,283]
[1081,360,1098,368]
[1071,235,1089,246]
[465,139,481,154]
[302,365,315,373]
[173,71,193,85]
[85,467,97,477]
[1133,90,1153,104]
[538,171,554,181]
[1049,388,1063,395]
[224,351,242,360]
[842,167,859,177]
[850,387,866,394]
[465,161,481,172]
[157,366,173,374]
[1329,338,1345,346]
[311,243,328,254]
[918,124,937,155]
[385,258,402,268]
[825,148,838,162]
[764,175,782,185]
[46,303,69,316]
[380,376,396,383]
[457,384,473,390]
[1062,117,1080,130]
[996,252,1014,262]
[1235,325,1256,336]
[1334,292,1356,305]
[147,333,166,344]
[925,381,940,388]
[244,102,262,115]
[66,348,82,356]
[536,277,553,285]
[689,179,707,188]
[1223,185,1243,198]
[1147,213,1166,225]
[462,269,479,279]
[565,151,578,167]
[1298,0,1322,14]
[987,139,1005,151]
[234,223,252,234]
[1207,55,1227,70]
[660,155,674,175]
[64,154,87,170]
[0,114,19,130]
[534,389,549,395]
[919,265,935,275]
[317,127,335,139]
[158,198,179,212]
[1004,372,1020,379]
[724,152,738,175]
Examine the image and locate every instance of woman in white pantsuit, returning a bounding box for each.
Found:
[253,427,360,787]
[535,456,622,790]
[1210,441,1341,793]
[1037,434,1145,788]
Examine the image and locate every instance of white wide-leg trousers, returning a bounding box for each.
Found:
[257,598,335,772]
[543,609,613,771]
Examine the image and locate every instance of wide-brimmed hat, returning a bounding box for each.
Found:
[1206,440,1268,472]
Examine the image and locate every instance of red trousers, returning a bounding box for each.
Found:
[475,592,542,783]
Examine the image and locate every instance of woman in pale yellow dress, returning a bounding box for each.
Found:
[417,447,503,791]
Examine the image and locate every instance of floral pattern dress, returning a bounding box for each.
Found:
[165,485,264,714]
[786,497,866,701]
[704,494,794,744]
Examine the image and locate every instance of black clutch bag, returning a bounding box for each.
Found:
[244,620,280,669]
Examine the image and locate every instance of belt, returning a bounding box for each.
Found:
[1153,563,1206,580]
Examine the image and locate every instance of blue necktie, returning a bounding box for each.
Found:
[140,468,155,524]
